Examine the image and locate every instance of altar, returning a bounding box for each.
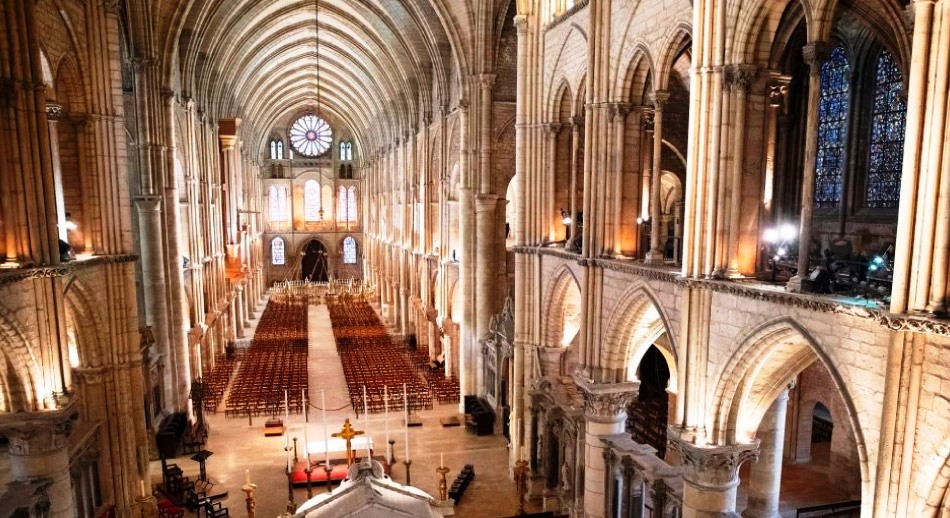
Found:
[291,437,380,486]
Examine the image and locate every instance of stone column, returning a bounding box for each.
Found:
[136,196,179,409]
[568,119,582,247]
[575,376,639,518]
[668,435,759,517]
[743,390,789,518]
[235,285,246,338]
[475,194,499,392]
[645,91,669,265]
[788,42,830,292]
[1,408,77,517]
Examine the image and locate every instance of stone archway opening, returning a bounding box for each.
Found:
[626,345,671,459]
[301,239,329,282]
[715,322,865,516]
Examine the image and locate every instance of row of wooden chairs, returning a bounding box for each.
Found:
[200,354,236,413]
[327,300,433,414]
[224,301,309,417]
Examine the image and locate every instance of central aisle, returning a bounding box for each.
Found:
[160,298,536,518]
[307,304,350,413]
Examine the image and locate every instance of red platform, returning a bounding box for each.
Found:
[290,457,390,486]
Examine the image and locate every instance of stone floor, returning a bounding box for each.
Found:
[149,301,538,518]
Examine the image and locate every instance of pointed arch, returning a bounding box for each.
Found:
[0,306,39,412]
[540,266,583,349]
[601,285,678,387]
[655,23,692,90]
[709,317,870,504]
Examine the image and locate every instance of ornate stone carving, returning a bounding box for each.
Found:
[45,102,65,120]
[666,437,759,487]
[802,42,833,70]
[651,91,670,110]
[574,374,639,422]
[640,109,655,130]
[0,254,138,287]
[767,80,790,108]
[725,64,756,92]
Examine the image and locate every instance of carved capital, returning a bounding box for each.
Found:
[0,408,76,456]
[640,109,655,130]
[513,15,529,39]
[543,122,561,135]
[651,90,670,109]
[45,102,65,121]
[101,0,121,15]
[574,374,639,422]
[802,42,833,70]
[667,436,759,488]
[131,57,157,72]
[608,102,632,123]
[724,64,756,92]
[476,73,497,89]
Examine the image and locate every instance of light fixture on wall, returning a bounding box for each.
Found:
[763,223,798,283]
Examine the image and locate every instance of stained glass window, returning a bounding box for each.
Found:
[290,115,332,157]
[270,141,277,160]
[866,50,906,209]
[343,236,357,264]
[304,180,322,221]
[337,185,347,221]
[347,186,357,222]
[271,237,285,265]
[814,46,851,209]
[277,140,284,159]
[340,141,353,161]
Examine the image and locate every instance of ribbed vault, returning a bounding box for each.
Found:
[161,0,469,156]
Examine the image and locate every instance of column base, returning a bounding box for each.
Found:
[644,250,666,265]
[785,275,812,293]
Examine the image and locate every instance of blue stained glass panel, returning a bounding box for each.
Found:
[814,46,850,209]
[866,50,906,209]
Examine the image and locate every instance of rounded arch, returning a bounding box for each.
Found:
[601,285,678,386]
[540,266,582,349]
[710,317,870,501]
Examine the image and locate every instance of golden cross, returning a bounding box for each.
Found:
[331,418,365,465]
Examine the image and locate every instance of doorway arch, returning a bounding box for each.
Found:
[301,239,329,282]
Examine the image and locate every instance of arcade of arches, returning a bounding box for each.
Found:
[4,0,950,517]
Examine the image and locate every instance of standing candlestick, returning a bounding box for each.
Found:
[403,383,409,462]
[322,389,329,467]
[362,385,371,460]
[303,396,310,461]
[388,439,396,466]
[324,463,333,493]
[284,389,290,449]
[293,437,299,465]
[242,482,257,518]
[436,465,450,502]
[285,466,295,513]
[302,388,307,422]
[403,459,413,487]
[384,385,390,461]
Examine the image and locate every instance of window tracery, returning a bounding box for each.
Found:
[866,49,906,209]
[814,46,850,209]
[304,180,322,221]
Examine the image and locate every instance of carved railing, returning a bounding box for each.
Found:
[601,434,684,518]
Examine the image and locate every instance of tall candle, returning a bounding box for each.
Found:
[140,479,146,498]
[322,389,329,466]
[302,388,307,422]
[384,385,390,458]
[287,443,292,472]
[363,385,370,458]
[245,469,251,486]
[441,452,444,468]
[284,390,290,448]
[403,383,409,462]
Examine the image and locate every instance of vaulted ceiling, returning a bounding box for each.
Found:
[146,0,499,156]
